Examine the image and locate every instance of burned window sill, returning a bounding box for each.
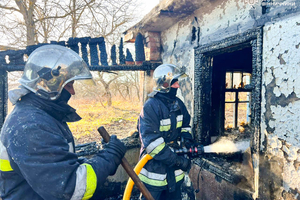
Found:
[193,148,254,193]
[195,126,254,192]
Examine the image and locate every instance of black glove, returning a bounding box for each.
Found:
[181,132,194,149]
[104,135,127,173]
[175,156,191,172]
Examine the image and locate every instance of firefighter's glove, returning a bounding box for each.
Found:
[105,135,127,172]
[175,156,191,172]
[181,132,194,149]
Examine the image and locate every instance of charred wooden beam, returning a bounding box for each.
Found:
[194,158,246,186]
[89,62,160,72]
[2,61,161,72]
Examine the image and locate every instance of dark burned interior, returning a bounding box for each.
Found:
[195,47,254,192]
[211,47,252,139]
[193,28,263,196]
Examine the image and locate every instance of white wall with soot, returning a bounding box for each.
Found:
[157,0,300,197]
[262,14,300,192]
[159,0,259,118]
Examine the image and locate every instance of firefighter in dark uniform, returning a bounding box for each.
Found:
[0,45,126,200]
[138,64,194,200]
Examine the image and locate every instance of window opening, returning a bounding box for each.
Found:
[193,29,263,196]
[225,72,251,129]
[211,47,253,139]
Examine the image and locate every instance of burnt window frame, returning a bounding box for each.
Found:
[193,27,262,154]
[224,71,252,129]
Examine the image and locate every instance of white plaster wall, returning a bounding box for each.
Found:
[160,17,196,116]
[157,0,300,197]
[160,0,259,117]
[262,14,300,192]
[196,0,259,44]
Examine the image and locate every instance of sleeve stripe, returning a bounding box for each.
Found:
[71,163,97,200]
[82,164,97,200]
[149,143,165,157]
[176,115,183,128]
[146,137,164,153]
[0,141,9,160]
[0,159,13,172]
[0,141,13,172]
[176,115,183,121]
[176,121,183,128]
[181,127,191,132]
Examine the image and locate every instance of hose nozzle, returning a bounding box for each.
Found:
[175,145,204,156]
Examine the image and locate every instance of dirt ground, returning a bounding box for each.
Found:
[75,120,138,145]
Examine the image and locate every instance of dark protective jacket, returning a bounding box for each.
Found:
[138,92,192,191]
[0,93,118,200]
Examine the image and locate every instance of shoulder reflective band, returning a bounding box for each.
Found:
[0,159,13,171]
[71,163,97,200]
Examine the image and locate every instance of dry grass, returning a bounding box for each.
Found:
[68,97,142,144]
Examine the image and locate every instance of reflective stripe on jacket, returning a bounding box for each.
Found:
[0,93,117,200]
[138,93,192,189]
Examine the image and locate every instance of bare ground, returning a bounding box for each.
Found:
[74,120,138,145]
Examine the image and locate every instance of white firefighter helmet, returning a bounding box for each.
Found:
[153,64,187,93]
[19,44,94,100]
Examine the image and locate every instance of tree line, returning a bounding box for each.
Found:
[0,0,140,47]
[2,0,146,107]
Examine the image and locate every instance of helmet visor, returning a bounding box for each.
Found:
[173,72,187,81]
[19,45,95,100]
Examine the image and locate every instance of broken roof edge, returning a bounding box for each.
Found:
[124,0,204,43]
[0,45,19,51]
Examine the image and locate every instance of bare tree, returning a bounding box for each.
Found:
[0,0,36,46]
[1,0,143,111]
[0,0,139,47]
[128,71,140,101]
[110,71,140,101]
[94,71,120,107]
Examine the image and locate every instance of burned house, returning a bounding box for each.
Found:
[123,0,300,199]
[1,0,300,199]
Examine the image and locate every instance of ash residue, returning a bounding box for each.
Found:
[120,131,141,149]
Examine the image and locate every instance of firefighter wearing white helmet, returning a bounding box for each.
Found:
[138,63,194,200]
[152,63,187,93]
[0,44,126,200]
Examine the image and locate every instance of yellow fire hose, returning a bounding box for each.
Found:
[123,154,153,200]
[122,146,205,199]
[98,126,154,200]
